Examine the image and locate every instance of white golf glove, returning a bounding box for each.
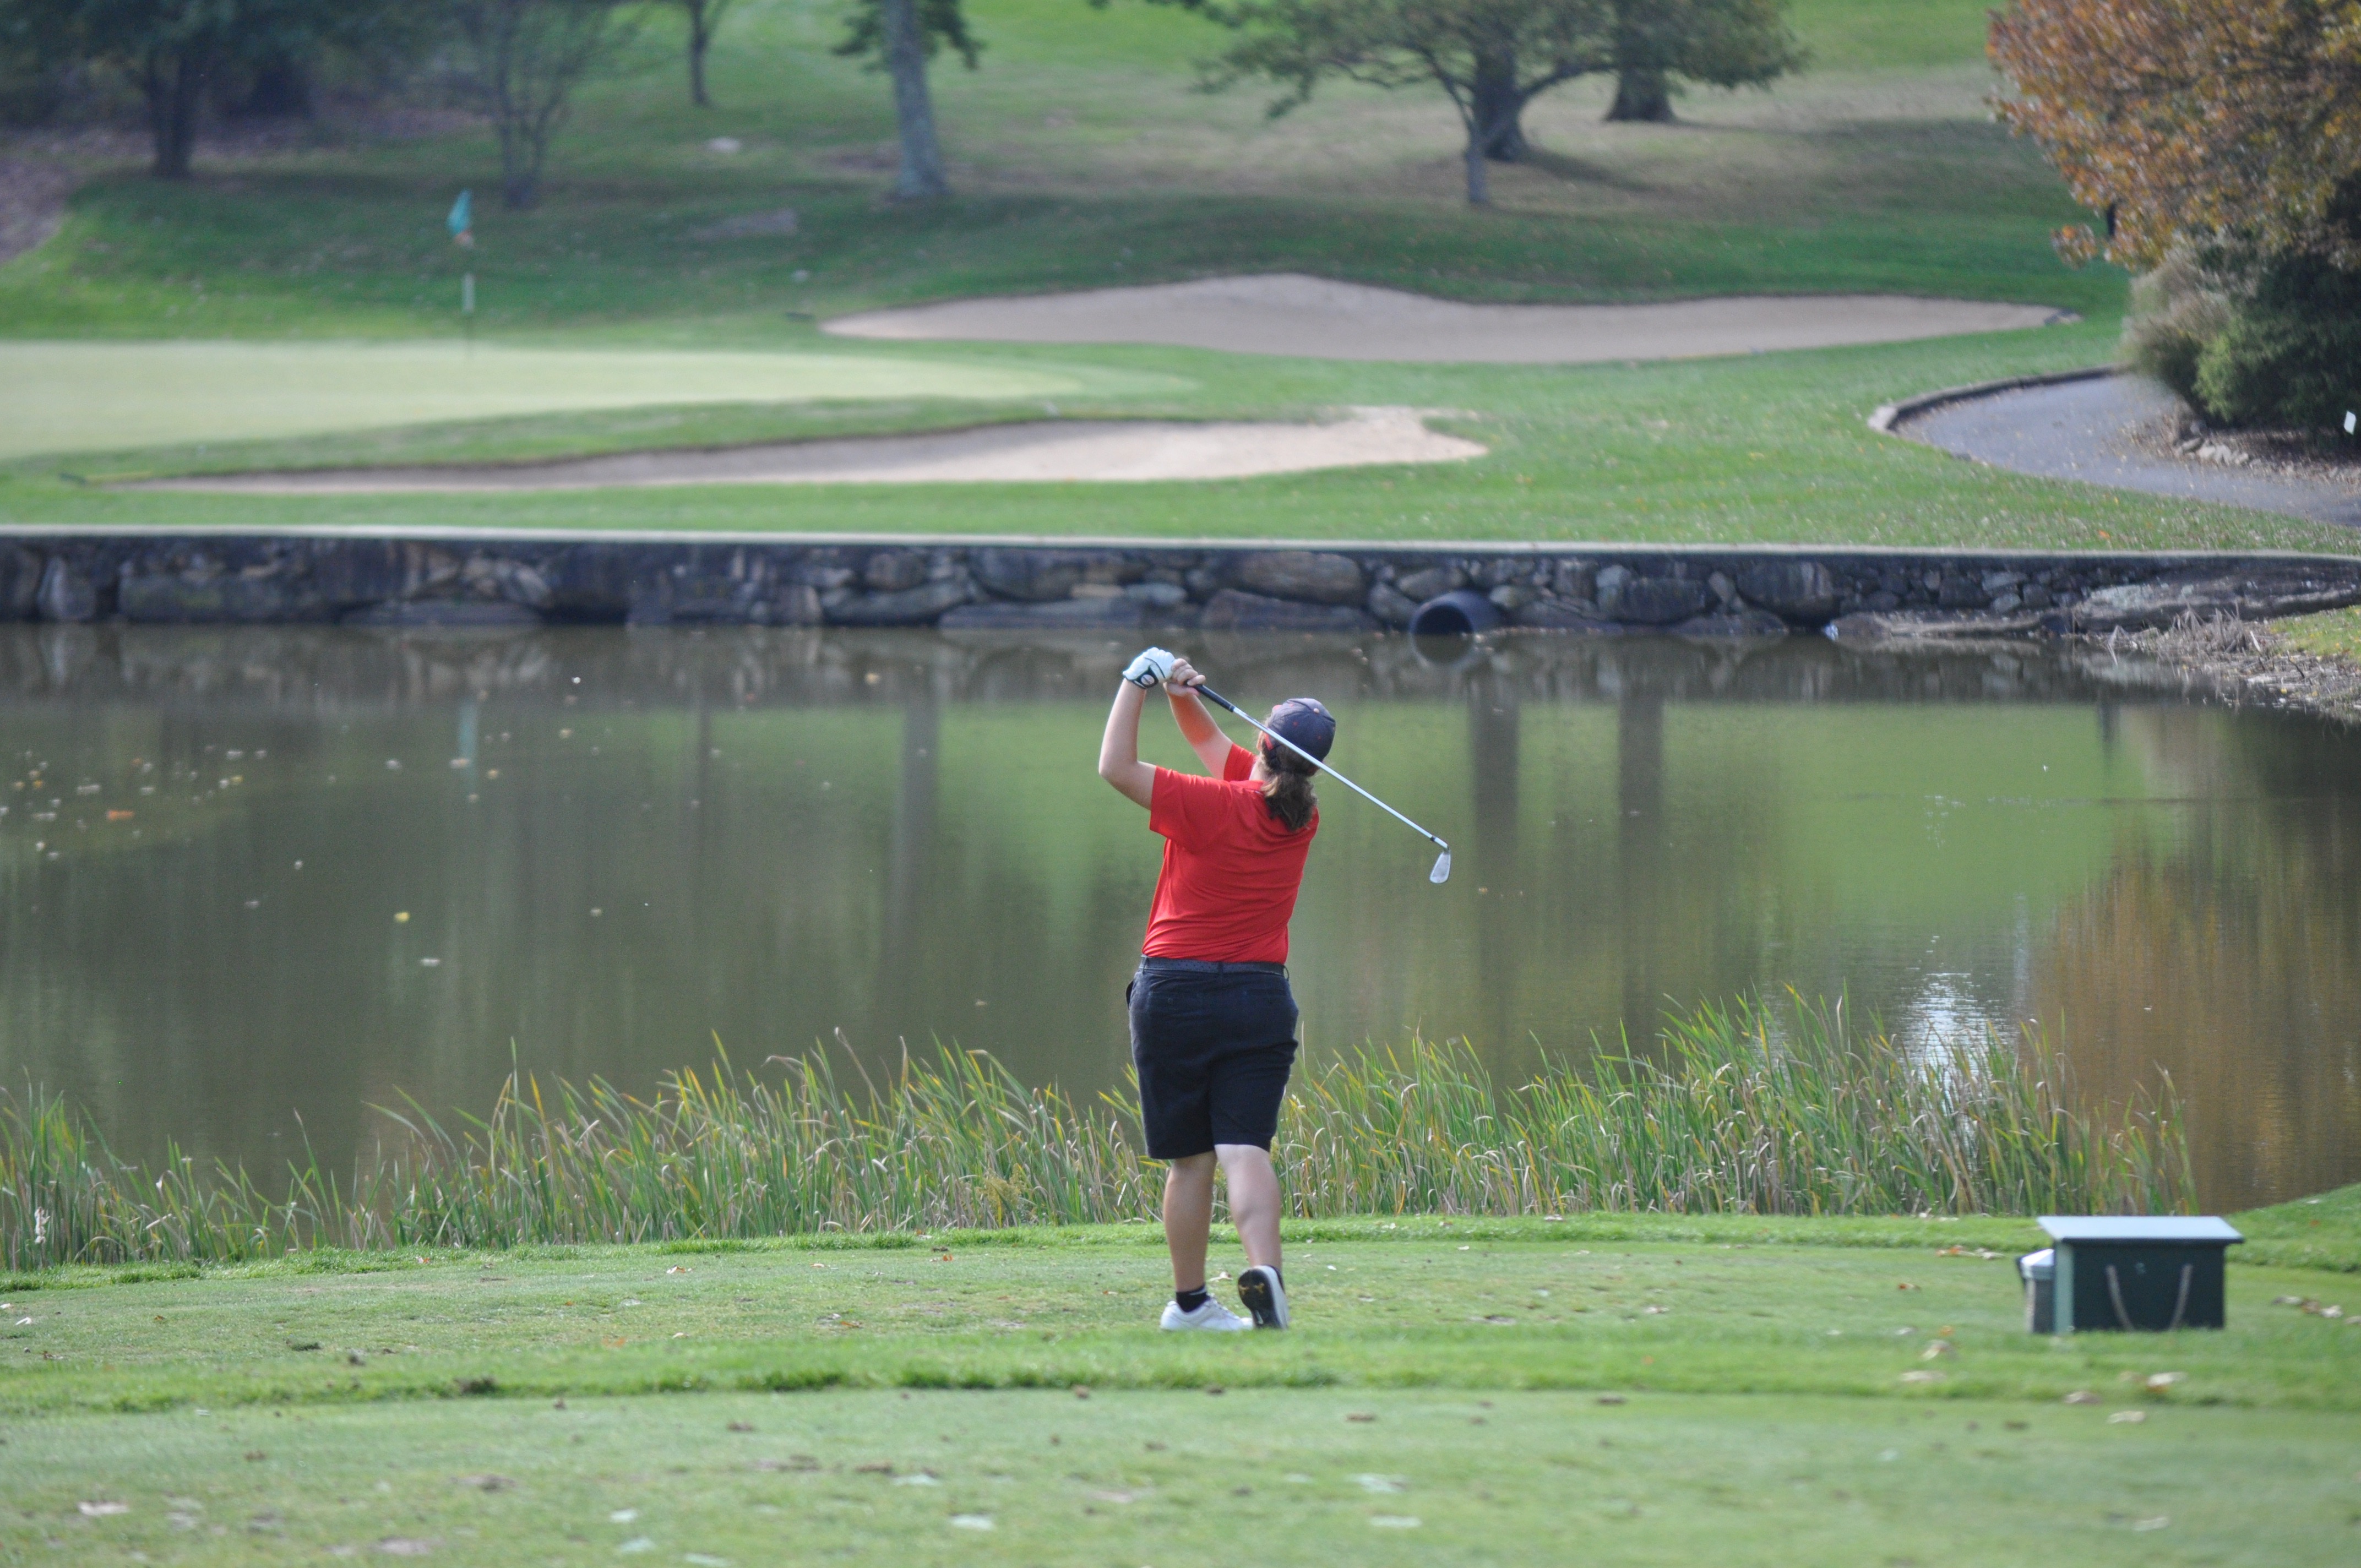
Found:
[1122,646,1177,689]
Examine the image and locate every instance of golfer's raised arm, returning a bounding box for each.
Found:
[1097,647,1172,809]
[1163,657,1231,774]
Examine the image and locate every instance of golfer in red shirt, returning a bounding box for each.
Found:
[1097,646,1331,1331]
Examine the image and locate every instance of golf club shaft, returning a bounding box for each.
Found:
[1193,684,1449,853]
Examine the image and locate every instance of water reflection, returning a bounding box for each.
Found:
[0,623,2353,1210]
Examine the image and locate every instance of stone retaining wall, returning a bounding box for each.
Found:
[1,531,2355,637]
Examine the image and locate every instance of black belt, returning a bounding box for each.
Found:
[1138,957,1287,975]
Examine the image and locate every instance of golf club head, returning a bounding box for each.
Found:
[1429,848,1452,884]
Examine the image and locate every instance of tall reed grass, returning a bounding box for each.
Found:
[2,995,2190,1271]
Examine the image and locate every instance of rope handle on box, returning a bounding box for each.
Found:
[2105,1262,2194,1332]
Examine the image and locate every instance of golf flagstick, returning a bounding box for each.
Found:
[1194,684,1452,884]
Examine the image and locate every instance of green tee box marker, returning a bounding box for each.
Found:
[2028,1216,2244,1334]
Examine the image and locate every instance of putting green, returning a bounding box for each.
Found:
[0,340,1097,462]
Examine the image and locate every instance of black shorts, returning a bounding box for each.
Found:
[1128,958,1299,1160]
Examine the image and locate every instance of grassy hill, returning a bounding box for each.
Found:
[2,0,2349,553]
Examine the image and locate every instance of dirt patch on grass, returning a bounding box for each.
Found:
[0,157,79,265]
[824,273,2072,363]
[127,406,1484,492]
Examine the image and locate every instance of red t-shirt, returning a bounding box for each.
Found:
[1141,743,1318,963]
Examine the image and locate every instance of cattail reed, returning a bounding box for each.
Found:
[2,995,2188,1271]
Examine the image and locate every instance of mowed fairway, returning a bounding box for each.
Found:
[0,340,1100,461]
[5,1217,2360,1564]
[6,0,2354,550]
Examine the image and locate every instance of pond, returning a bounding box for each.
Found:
[2,623,2355,1213]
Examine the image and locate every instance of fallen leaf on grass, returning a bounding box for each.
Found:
[1896,1282,1921,1292]
[376,1540,437,1557]
[608,1510,638,1523]
[754,1456,818,1473]
[454,1476,513,1491]
[2062,1391,2102,1406]
[1596,1395,1627,1406]
[1369,1516,1422,1528]
[1920,1341,1956,1360]
[948,1515,994,1531]
[893,1472,940,1487]
[2131,1517,2170,1532]
[1345,1412,1377,1423]
[1897,1370,1945,1386]
[1475,1315,1516,1325]
[76,1502,129,1517]
[854,1462,894,1475]
[243,1450,267,1462]
[2108,1411,2147,1424]
[726,1422,753,1433]
[1356,1476,1405,1494]
[2142,1373,2185,1395]
[1089,1490,1139,1505]
[616,1538,655,1555]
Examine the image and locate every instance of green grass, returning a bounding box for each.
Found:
[9,1,2352,552]
[2273,606,2361,662]
[2,998,2191,1272]
[9,1216,2360,1413]
[4,1213,2360,1564]
[10,1386,2357,1566]
[0,340,1146,462]
[12,325,2360,553]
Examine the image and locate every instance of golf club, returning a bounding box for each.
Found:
[1194,684,1453,884]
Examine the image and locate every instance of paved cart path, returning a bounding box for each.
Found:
[1897,374,2361,528]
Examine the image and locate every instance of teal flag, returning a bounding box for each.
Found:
[446,190,472,240]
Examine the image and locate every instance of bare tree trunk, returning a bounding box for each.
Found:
[1606,66,1674,122]
[879,0,946,200]
[686,0,712,107]
[144,51,204,179]
[1464,129,1490,206]
[1470,50,1528,162]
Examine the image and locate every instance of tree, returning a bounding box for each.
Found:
[1201,0,1618,204]
[1991,0,2361,428]
[444,0,634,210]
[675,0,730,107]
[1990,0,2361,273]
[1601,0,1802,124]
[835,0,980,200]
[6,0,352,177]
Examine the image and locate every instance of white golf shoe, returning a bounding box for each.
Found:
[1160,1297,1250,1332]
[1237,1265,1290,1329]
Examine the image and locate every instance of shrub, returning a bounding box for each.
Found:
[2190,254,2361,431]
[2121,247,2234,409]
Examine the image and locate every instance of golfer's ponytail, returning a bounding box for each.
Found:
[1260,741,1318,833]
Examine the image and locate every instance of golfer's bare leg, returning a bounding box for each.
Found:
[1163,1152,1216,1289]
[1216,1143,1282,1271]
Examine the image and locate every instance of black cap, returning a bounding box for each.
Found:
[1262,697,1335,763]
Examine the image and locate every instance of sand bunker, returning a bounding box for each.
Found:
[825,273,2072,363]
[137,406,1484,493]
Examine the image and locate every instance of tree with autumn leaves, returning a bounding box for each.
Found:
[1990,0,2361,430]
